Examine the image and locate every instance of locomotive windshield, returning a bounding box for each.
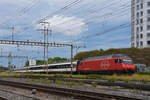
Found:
[122,59,133,64]
[115,59,133,64]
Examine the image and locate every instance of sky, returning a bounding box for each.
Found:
[0,0,131,67]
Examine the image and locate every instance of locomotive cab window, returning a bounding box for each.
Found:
[77,61,83,66]
[122,59,133,64]
[115,59,122,63]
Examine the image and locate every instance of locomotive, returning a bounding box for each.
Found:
[13,54,135,74]
[77,54,135,74]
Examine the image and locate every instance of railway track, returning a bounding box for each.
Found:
[0,79,144,100]
[10,76,150,91]
[0,97,7,100]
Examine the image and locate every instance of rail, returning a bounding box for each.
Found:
[9,76,150,91]
[0,79,143,100]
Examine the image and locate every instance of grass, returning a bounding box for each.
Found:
[91,82,97,87]
[28,78,84,86]
[1,72,150,83]
[137,71,150,75]
[28,78,54,83]
[55,80,84,86]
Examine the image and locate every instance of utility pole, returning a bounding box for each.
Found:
[71,44,73,75]
[10,26,14,41]
[70,45,86,75]
[74,45,86,54]
[0,53,28,72]
[8,53,12,72]
[0,48,3,56]
[37,21,51,73]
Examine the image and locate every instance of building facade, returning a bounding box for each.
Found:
[131,0,150,48]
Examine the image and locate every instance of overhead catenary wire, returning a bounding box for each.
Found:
[57,0,147,31]
[3,0,120,35]
[14,0,83,34]
[34,0,131,45]
[71,23,130,43]
[35,0,83,24]
[53,7,131,44]
[57,4,131,34]
[11,0,129,36]
[1,0,131,44]
[0,0,39,28]
[17,0,129,38]
[1,0,131,37]
[51,0,130,28]
[30,0,130,41]
[68,12,149,47]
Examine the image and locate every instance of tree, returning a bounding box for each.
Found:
[25,57,69,66]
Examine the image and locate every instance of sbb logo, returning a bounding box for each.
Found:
[101,61,110,70]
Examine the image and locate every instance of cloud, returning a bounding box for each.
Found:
[44,0,69,7]
[0,29,11,37]
[0,0,131,61]
[0,0,33,6]
[35,15,88,36]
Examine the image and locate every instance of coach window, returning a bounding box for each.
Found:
[64,65,67,68]
[48,66,50,69]
[51,66,54,69]
[65,65,67,68]
[55,66,58,69]
[61,65,63,68]
[66,65,69,68]
[63,65,66,68]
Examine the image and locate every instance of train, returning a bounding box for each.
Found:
[13,54,136,74]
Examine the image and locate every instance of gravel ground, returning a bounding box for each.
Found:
[0,81,78,100]
[0,77,150,100]
[0,85,79,100]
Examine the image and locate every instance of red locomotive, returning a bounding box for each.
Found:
[77,54,135,74]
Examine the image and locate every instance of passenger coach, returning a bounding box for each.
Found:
[14,62,77,73]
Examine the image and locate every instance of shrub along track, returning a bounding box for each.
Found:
[0,79,144,100]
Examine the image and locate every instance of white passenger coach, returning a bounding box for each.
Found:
[13,62,77,73]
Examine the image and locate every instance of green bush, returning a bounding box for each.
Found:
[137,72,150,75]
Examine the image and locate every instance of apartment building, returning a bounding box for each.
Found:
[131,0,150,48]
